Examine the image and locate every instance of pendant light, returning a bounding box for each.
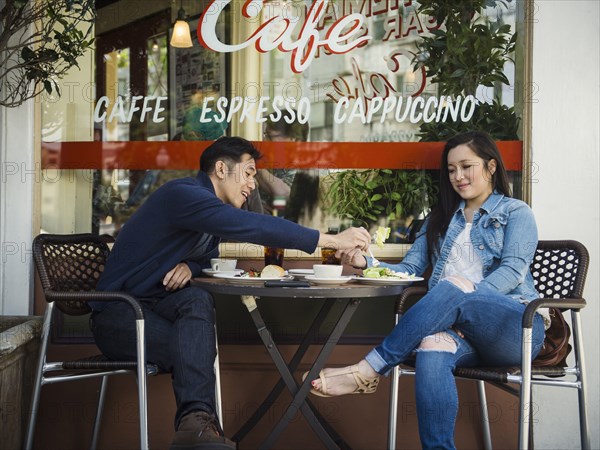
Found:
[170,0,193,48]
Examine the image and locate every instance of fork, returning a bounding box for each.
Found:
[360,228,381,267]
[368,246,380,267]
[368,235,381,267]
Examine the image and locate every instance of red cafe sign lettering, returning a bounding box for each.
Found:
[198,0,371,73]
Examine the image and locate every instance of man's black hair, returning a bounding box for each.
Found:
[200,136,262,173]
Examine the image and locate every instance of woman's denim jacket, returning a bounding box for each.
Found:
[374,192,540,302]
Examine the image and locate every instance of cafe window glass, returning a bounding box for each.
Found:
[38,0,532,344]
[41,0,528,240]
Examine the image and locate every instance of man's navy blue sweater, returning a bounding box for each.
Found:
[95,171,319,304]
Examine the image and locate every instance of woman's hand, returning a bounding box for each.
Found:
[318,227,371,251]
[336,247,367,268]
[163,262,192,291]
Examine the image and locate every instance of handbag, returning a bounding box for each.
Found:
[533,307,572,367]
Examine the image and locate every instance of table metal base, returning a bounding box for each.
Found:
[190,277,405,449]
[234,295,360,450]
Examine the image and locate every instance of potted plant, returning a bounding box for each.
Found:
[322,169,437,242]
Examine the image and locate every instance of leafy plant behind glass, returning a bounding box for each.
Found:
[323,169,438,228]
[413,0,520,140]
[0,0,95,107]
[414,1,516,96]
[418,100,520,142]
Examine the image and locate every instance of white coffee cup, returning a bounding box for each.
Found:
[313,264,343,278]
[211,258,237,272]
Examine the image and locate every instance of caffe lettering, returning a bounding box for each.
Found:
[94,95,167,123]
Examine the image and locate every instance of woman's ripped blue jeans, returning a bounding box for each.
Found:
[365,279,546,450]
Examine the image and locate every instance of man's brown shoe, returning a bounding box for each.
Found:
[170,411,236,450]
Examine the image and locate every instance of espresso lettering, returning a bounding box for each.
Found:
[186,96,312,124]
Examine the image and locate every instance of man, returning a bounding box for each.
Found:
[90,136,370,450]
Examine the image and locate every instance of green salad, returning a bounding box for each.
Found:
[363,267,415,279]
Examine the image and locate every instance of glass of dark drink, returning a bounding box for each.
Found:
[264,247,285,267]
[320,247,341,265]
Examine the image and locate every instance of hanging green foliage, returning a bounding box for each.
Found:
[418,100,520,142]
[0,0,96,107]
[413,0,520,140]
[413,12,516,95]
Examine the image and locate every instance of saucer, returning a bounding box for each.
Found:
[304,275,353,285]
[288,269,315,280]
[212,273,292,285]
[202,268,244,277]
[351,275,424,285]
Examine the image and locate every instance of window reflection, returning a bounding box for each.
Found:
[93,20,172,237]
[39,0,523,242]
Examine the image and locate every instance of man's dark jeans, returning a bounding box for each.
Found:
[90,286,217,429]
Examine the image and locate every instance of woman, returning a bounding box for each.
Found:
[307,131,547,450]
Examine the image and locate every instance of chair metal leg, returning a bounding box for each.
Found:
[24,303,54,450]
[135,318,149,450]
[518,327,534,450]
[572,312,590,449]
[387,313,402,450]
[476,380,492,450]
[90,375,109,450]
[387,364,400,450]
[214,323,223,429]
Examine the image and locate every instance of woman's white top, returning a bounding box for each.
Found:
[442,223,551,329]
[442,223,484,284]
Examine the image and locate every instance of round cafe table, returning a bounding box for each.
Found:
[192,276,406,450]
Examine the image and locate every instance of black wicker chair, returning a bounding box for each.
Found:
[387,240,590,450]
[25,233,156,449]
[26,233,223,449]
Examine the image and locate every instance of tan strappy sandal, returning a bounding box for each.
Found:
[303,365,379,397]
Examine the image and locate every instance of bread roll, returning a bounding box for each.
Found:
[261,264,285,278]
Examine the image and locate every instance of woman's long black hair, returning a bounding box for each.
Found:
[425,131,513,260]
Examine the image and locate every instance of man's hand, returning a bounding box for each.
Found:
[163,263,192,291]
[318,227,371,251]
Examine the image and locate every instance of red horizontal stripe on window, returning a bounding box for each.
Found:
[41,141,523,171]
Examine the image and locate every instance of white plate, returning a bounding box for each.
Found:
[288,269,315,280]
[212,273,292,285]
[305,275,353,285]
[352,276,424,286]
[202,268,244,277]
